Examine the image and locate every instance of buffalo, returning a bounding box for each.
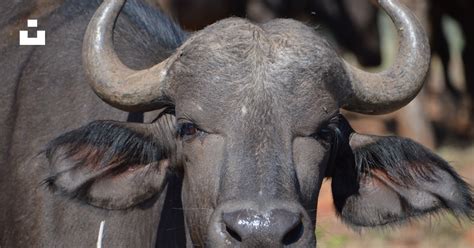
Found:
[1,0,473,247]
[1,0,186,246]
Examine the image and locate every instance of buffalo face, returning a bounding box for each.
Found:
[169,18,344,246]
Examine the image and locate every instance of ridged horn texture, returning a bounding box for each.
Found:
[342,0,430,114]
[83,0,173,112]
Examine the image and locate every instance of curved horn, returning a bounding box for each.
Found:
[342,0,430,114]
[83,0,174,112]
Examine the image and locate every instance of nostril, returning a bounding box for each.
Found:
[282,220,304,245]
[221,208,307,245]
[225,225,242,242]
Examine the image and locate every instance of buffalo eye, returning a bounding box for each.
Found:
[178,122,201,140]
[312,115,341,144]
[312,127,334,143]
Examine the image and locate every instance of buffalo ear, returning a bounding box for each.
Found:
[331,131,474,227]
[44,114,176,209]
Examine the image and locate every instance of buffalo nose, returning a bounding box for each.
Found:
[222,209,304,246]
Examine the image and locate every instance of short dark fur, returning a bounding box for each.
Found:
[328,116,361,214]
[325,114,351,177]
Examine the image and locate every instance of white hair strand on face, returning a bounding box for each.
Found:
[97,220,105,248]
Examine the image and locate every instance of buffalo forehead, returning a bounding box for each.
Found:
[171,18,342,128]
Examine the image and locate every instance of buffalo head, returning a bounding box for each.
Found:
[45,0,473,247]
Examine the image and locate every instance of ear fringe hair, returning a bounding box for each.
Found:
[45,121,167,167]
[42,121,172,195]
[352,136,474,222]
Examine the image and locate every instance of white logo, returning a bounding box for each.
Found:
[19,19,46,46]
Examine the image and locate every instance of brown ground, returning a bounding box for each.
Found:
[316,144,474,248]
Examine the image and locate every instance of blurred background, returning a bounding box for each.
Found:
[6,0,474,247]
